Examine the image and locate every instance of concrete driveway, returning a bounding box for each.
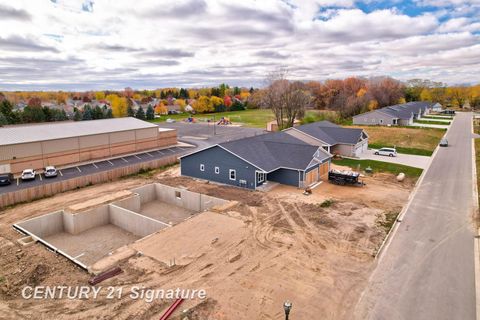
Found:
[360,149,431,169]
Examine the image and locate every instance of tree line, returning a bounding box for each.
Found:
[256,72,480,129]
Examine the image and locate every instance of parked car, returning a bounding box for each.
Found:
[0,173,14,186]
[21,169,36,181]
[440,138,448,147]
[44,166,58,178]
[374,147,397,157]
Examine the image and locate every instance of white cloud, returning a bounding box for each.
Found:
[0,0,478,89]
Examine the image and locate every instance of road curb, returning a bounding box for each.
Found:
[470,114,480,320]
[374,116,454,262]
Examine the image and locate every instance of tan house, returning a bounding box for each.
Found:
[283,121,368,158]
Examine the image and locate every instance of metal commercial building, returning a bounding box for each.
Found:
[0,118,177,174]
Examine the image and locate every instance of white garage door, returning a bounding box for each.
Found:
[354,141,368,157]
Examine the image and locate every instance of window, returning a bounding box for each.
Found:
[257,172,265,183]
[215,167,220,174]
[200,164,205,171]
[229,169,236,181]
[175,191,181,199]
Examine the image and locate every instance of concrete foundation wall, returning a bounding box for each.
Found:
[112,194,141,213]
[153,183,227,211]
[64,205,110,235]
[16,210,64,238]
[109,205,166,237]
[132,184,156,205]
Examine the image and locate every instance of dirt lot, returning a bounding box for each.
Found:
[0,165,413,319]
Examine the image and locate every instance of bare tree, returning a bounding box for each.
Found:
[261,69,311,129]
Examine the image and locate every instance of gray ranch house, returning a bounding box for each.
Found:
[180,132,332,190]
[353,101,440,126]
[283,121,368,158]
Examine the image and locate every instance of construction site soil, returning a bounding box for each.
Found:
[0,165,413,319]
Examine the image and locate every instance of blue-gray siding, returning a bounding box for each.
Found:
[180,146,260,189]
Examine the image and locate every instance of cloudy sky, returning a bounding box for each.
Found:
[0,0,479,90]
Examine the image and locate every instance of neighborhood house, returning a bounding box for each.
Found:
[352,101,441,126]
[180,131,332,190]
[283,121,369,157]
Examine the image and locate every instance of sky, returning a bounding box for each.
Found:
[0,0,479,90]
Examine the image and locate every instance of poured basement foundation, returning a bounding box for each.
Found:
[14,183,228,270]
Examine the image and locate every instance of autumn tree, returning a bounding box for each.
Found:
[262,70,311,129]
[95,91,105,100]
[367,77,405,108]
[193,96,214,113]
[155,102,167,115]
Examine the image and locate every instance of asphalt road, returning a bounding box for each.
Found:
[354,112,477,320]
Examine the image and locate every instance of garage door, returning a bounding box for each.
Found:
[355,141,367,157]
[319,162,329,178]
[305,167,319,186]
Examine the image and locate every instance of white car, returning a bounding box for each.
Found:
[21,169,36,181]
[44,166,58,178]
[374,147,397,157]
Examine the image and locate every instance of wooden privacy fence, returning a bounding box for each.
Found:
[0,155,178,209]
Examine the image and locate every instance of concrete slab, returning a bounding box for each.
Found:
[44,224,139,266]
[139,200,196,225]
[360,149,431,169]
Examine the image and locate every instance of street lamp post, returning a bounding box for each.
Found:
[283,301,292,320]
[213,114,216,136]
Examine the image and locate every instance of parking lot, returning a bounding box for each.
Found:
[157,122,264,149]
[0,146,187,194]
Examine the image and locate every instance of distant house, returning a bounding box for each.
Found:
[353,101,440,126]
[283,121,368,157]
[180,132,332,190]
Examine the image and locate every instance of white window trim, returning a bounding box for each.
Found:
[200,164,205,171]
[257,172,265,183]
[215,166,219,174]
[229,169,236,181]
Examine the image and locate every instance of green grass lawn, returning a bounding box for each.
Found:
[350,125,444,156]
[414,119,451,125]
[150,109,326,128]
[332,158,423,179]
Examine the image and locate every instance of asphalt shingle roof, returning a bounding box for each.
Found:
[219,132,330,172]
[0,118,167,146]
[294,121,364,145]
[353,101,437,120]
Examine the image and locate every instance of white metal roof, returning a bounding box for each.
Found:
[0,117,169,146]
